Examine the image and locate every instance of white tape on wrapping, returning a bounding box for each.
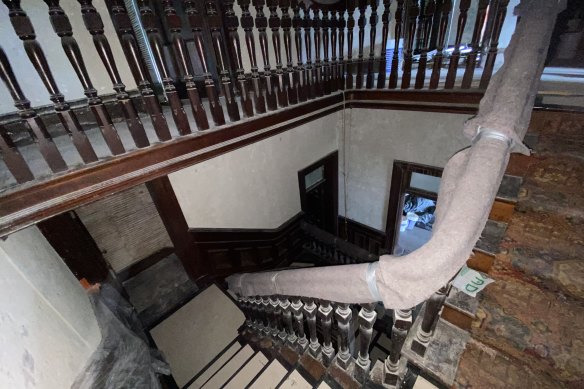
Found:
[366,262,382,301]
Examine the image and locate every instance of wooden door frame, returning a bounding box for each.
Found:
[384,161,443,252]
[298,151,339,236]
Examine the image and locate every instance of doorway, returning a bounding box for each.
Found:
[298,151,338,235]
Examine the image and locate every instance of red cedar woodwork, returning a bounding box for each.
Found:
[267,0,289,107]
[429,0,452,89]
[280,0,298,104]
[302,2,316,99]
[46,0,125,156]
[77,0,152,147]
[480,0,510,89]
[401,0,420,89]
[414,0,436,89]
[4,0,99,163]
[0,47,67,173]
[337,9,346,91]
[444,0,471,89]
[183,0,227,125]
[388,0,404,88]
[238,0,267,113]
[106,0,173,144]
[377,0,391,89]
[346,0,356,89]
[223,0,255,117]
[0,125,34,183]
[161,0,212,129]
[135,0,193,134]
[312,7,324,97]
[254,0,278,111]
[292,0,308,101]
[462,0,489,89]
[321,9,332,95]
[366,0,378,89]
[355,0,367,89]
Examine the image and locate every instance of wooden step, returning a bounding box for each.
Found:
[441,288,479,331]
[277,369,313,389]
[249,359,288,389]
[186,341,242,389]
[224,351,269,389]
[200,344,255,389]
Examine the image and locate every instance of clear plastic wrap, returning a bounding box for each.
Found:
[71,283,170,389]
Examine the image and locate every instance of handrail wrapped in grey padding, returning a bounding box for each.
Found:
[227,0,566,309]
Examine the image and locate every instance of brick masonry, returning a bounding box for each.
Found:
[453,111,584,389]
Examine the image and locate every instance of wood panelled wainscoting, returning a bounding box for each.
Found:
[338,216,387,256]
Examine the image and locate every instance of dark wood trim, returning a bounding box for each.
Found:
[117,246,174,282]
[345,89,485,104]
[337,216,386,256]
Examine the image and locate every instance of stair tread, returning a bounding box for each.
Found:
[278,370,312,389]
[224,351,269,389]
[444,288,479,317]
[413,376,440,389]
[495,175,522,203]
[476,219,507,255]
[187,341,242,389]
[201,345,254,389]
[317,382,332,389]
[249,359,288,389]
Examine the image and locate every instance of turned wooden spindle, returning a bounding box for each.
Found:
[388,0,404,88]
[444,0,471,89]
[335,303,353,370]
[377,0,391,88]
[240,296,253,327]
[0,47,67,173]
[262,297,272,336]
[254,0,278,111]
[429,0,452,89]
[462,0,489,89]
[401,0,420,89]
[384,308,413,386]
[77,0,152,147]
[266,0,288,107]
[303,298,321,357]
[330,10,339,92]
[45,0,125,156]
[107,0,172,144]
[355,0,367,89]
[354,303,377,383]
[414,0,436,89]
[318,299,335,366]
[4,0,99,163]
[280,297,297,346]
[223,0,254,117]
[302,3,316,99]
[411,284,450,356]
[291,298,309,352]
[238,0,267,113]
[480,0,510,89]
[312,8,324,97]
[292,0,307,101]
[0,125,34,183]
[321,9,331,95]
[337,9,346,90]
[280,0,297,104]
[346,1,356,89]
[366,0,378,88]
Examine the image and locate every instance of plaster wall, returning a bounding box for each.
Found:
[339,108,472,231]
[169,111,342,229]
[0,0,137,114]
[0,226,101,388]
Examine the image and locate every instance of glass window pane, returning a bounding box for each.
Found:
[305,166,324,189]
[410,172,440,193]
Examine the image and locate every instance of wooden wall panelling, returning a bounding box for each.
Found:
[338,216,386,255]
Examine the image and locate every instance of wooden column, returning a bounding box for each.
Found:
[377,0,391,88]
[445,0,471,88]
[366,0,378,88]
[401,0,420,89]
[46,0,125,156]
[108,0,173,143]
[223,0,254,117]
[78,0,153,147]
[0,125,34,183]
[254,0,278,110]
[354,303,377,383]
[462,0,489,88]
[346,1,356,89]
[206,0,240,122]
[388,0,404,88]
[412,284,449,356]
[335,302,353,370]
[355,0,367,89]
[238,0,267,113]
[384,308,413,386]
[415,0,436,89]
[0,48,66,173]
[429,0,451,89]
[291,297,309,352]
[480,0,510,89]
[302,4,316,99]
[313,8,324,97]
[304,298,321,357]
[292,0,307,101]
[318,300,335,366]
[5,0,99,162]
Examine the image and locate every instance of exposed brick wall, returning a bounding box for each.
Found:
[454,111,584,389]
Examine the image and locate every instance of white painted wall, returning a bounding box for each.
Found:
[0,226,101,389]
[339,108,472,231]
[0,0,137,114]
[169,112,342,229]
